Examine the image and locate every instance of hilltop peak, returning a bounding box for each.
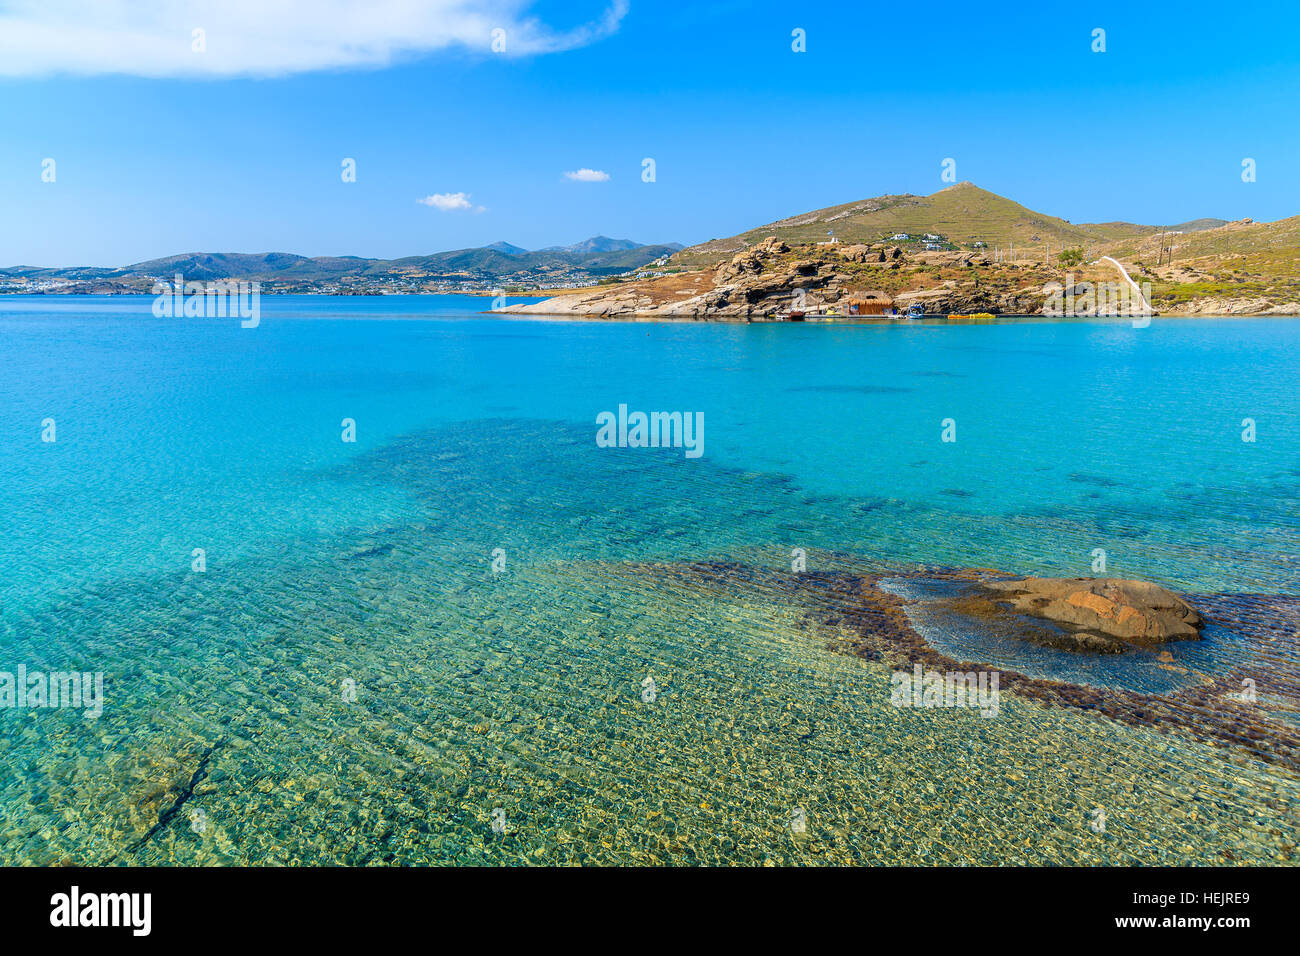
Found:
[483,241,528,256]
[540,236,645,254]
[932,181,983,195]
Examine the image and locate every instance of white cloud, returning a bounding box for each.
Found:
[564,168,610,182]
[418,192,483,212]
[0,0,629,78]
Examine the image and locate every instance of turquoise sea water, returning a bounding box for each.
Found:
[1,295,1297,865]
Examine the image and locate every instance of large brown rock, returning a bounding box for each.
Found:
[714,236,792,284]
[835,244,873,263]
[980,577,1203,649]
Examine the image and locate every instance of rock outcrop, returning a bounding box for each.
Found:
[1177,296,1300,316]
[713,236,788,283]
[968,577,1205,652]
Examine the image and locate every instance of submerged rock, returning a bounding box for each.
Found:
[602,559,1300,772]
[976,577,1204,650]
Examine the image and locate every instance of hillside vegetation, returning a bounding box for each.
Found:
[670,183,1164,268]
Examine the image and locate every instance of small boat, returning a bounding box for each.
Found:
[905,304,925,320]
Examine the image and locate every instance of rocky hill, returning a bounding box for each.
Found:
[503,185,1300,319]
[669,182,1164,269]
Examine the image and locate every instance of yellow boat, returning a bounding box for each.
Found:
[947,312,997,322]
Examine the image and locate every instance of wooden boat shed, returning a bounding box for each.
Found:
[843,291,895,316]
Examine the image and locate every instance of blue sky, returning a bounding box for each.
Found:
[3,0,1299,266]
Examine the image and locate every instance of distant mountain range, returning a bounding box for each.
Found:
[481,236,651,257]
[0,237,683,294]
[539,236,650,254]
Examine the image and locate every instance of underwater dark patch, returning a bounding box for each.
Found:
[1069,472,1123,488]
[785,384,914,395]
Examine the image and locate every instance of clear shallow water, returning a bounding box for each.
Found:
[1,295,1297,865]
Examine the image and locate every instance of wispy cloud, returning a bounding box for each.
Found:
[418,192,484,212]
[0,0,629,78]
[564,168,610,182]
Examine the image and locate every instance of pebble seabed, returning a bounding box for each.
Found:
[3,419,1298,866]
[3,547,1296,866]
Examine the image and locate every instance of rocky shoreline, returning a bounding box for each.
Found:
[498,236,1300,320]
